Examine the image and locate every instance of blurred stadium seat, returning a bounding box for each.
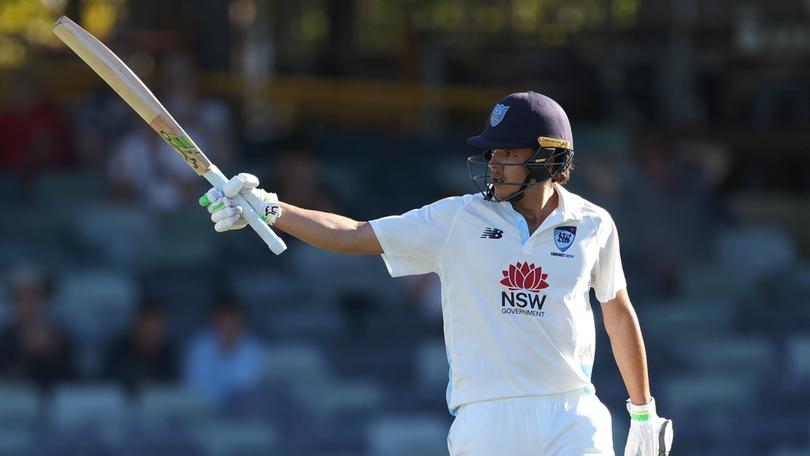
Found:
[262,308,345,341]
[229,268,297,310]
[137,383,212,430]
[367,414,449,456]
[0,427,35,456]
[414,341,449,390]
[638,298,736,338]
[141,271,213,343]
[0,226,72,271]
[288,245,397,306]
[0,173,20,201]
[263,342,330,384]
[136,207,217,270]
[766,265,810,328]
[119,428,203,456]
[193,419,278,456]
[0,383,41,427]
[34,171,108,205]
[662,374,759,417]
[770,447,810,456]
[678,264,758,301]
[0,290,9,330]
[785,333,810,387]
[69,204,157,266]
[729,193,808,257]
[671,335,777,381]
[715,226,797,279]
[0,239,72,272]
[228,269,324,338]
[49,383,129,445]
[54,269,138,374]
[294,379,385,419]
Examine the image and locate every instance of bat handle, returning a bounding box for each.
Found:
[203,166,287,255]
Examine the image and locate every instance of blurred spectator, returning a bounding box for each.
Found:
[271,140,336,211]
[106,121,200,210]
[102,301,177,392]
[0,264,75,389]
[602,134,720,297]
[0,69,73,182]
[71,89,137,169]
[182,295,266,408]
[106,53,235,210]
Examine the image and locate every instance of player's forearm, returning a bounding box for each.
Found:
[274,202,382,255]
[603,293,651,406]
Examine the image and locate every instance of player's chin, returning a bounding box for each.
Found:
[493,184,521,200]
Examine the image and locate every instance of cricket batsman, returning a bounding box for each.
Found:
[200,91,673,455]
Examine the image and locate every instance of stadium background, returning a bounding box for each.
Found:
[2,0,810,454]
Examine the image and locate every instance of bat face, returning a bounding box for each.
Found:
[52,16,211,175]
[53,15,288,254]
[151,115,208,173]
[160,131,202,171]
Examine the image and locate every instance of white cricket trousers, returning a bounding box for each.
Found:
[447,392,614,456]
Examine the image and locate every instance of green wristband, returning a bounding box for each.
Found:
[630,411,651,422]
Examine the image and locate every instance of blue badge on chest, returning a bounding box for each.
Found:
[553,226,577,252]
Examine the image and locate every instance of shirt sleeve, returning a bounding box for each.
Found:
[370,196,467,277]
[590,215,627,302]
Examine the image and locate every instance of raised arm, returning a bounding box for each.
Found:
[199,173,383,255]
[275,203,382,255]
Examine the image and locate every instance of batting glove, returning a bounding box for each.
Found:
[198,173,281,232]
[624,398,673,456]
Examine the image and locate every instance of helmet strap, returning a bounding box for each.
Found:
[492,174,535,202]
[477,147,572,202]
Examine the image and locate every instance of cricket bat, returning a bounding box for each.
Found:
[52,16,287,255]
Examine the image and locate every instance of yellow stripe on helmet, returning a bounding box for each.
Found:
[538,136,572,149]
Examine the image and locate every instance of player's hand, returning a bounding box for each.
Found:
[624,398,673,456]
[198,173,281,232]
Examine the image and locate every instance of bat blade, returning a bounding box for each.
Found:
[52,16,287,255]
[52,16,211,174]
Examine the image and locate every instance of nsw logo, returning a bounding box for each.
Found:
[499,262,549,317]
[489,104,510,127]
[553,226,577,252]
[481,227,504,239]
[500,262,549,291]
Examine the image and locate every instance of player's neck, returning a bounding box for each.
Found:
[510,181,558,232]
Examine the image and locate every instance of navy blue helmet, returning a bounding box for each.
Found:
[467,91,575,201]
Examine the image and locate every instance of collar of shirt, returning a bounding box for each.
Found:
[498,183,584,245]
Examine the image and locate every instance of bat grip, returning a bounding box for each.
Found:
[203,166,287,255]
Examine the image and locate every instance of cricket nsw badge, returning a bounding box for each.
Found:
[553,226,577,252]
[490,104,510,127]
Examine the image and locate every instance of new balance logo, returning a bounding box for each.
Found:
[481,227,504,239]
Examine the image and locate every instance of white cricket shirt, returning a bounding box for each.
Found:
[370,183,626,414]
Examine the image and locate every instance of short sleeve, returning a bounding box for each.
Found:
[590,215,627,302]
[370,196,467,277]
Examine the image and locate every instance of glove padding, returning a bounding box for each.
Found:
[624,398,673,456]
[199,173,281,232]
